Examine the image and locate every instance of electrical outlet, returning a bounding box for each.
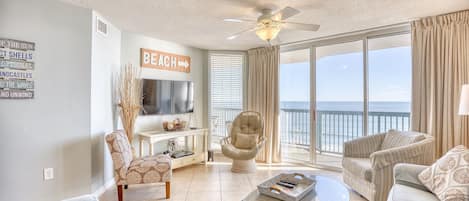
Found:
[43,168,54,180]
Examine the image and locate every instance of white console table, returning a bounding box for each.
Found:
[137,128,208,169]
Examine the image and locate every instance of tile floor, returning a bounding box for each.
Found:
[100,154,366,201]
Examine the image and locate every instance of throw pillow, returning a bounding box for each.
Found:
[381,129,425,150]
[418,145,469,201]
[234,133,258,149]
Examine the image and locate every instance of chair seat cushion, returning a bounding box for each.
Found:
[387,184,439,201]
[221,143,257,160]
[126,154,172,184]
[343,157,373,182]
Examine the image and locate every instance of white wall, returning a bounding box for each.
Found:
[90,12,122,192]
[0,1,210,199]
[121,32,208,138]
[0,0,93,200]
[89,23,208,189]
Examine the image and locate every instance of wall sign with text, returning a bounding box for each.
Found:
[140,48,191,73]
[0,38,35,99]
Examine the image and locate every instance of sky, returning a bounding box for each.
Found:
[279,46,412,103]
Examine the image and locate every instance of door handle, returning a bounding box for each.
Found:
[312,109,316,121]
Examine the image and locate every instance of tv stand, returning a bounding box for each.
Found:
[137,128,208,169]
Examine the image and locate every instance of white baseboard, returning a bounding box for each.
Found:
[62,195,99,201]
[93,179,115,198]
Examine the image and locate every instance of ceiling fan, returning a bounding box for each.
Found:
[224,6,320,42]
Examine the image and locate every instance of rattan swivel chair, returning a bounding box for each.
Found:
[220,111,265,173]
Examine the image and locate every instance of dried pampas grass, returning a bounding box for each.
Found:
[116,64,142,148]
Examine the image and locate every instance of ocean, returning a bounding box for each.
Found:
[280,101,410,113]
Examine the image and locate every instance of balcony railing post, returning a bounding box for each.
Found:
[316,111,322,153]
[377,115,381,133]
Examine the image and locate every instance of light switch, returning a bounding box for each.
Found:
[44,168,54,180]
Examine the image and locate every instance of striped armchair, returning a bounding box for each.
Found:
[342,130,434,201]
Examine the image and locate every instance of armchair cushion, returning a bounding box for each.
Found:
[343,157,373,182]
[418,145,469,201]
[126,154,172,184]
[381,130,425,150]
[234,133,258,149]
[387,184,439,201]
[222,144,258,160]
[231,114,263,145]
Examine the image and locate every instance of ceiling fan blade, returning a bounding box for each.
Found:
[223,18,256,23]
[273,7,300,21]
[282,22,320,31]
[227,27,258,40]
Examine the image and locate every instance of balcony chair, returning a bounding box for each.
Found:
[220,111,265,173]
[105,130,172,201]
[342,130,434,201]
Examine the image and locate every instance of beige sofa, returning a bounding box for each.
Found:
[342,130,434,201]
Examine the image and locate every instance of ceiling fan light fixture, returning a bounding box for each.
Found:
[225,6,318,42]
[255,24,281,41]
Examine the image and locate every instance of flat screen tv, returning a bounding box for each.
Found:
[141,79,194,115]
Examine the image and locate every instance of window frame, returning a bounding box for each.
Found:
[207,51,247,148]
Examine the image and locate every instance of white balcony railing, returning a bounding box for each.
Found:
[211,107,410,154]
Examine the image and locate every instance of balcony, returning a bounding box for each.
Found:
[211,107,410,166]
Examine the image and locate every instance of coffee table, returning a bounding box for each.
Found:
[243,175,350,201]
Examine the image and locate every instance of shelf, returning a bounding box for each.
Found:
[171,153,205,169]
[137,128,208,169]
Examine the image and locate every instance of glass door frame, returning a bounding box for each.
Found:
[280,24,411,170]
[311,37,366,170]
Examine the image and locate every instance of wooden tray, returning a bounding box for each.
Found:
[257,173,316,201]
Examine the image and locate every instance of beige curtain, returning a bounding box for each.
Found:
[411,10,469,158]
[247,46,281,163]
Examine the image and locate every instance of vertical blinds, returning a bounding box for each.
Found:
[210,53,243,109]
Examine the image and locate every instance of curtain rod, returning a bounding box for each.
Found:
[279,21,411,47]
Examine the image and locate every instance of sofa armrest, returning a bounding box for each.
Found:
[343,133,386,158]
[394,163,429,191]
[370,138,433,169]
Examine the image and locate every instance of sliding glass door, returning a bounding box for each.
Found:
[279,49,312,162]
[314,41,364,168]
[279,32,411,168]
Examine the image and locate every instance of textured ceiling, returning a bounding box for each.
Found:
[64,0,469,50]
